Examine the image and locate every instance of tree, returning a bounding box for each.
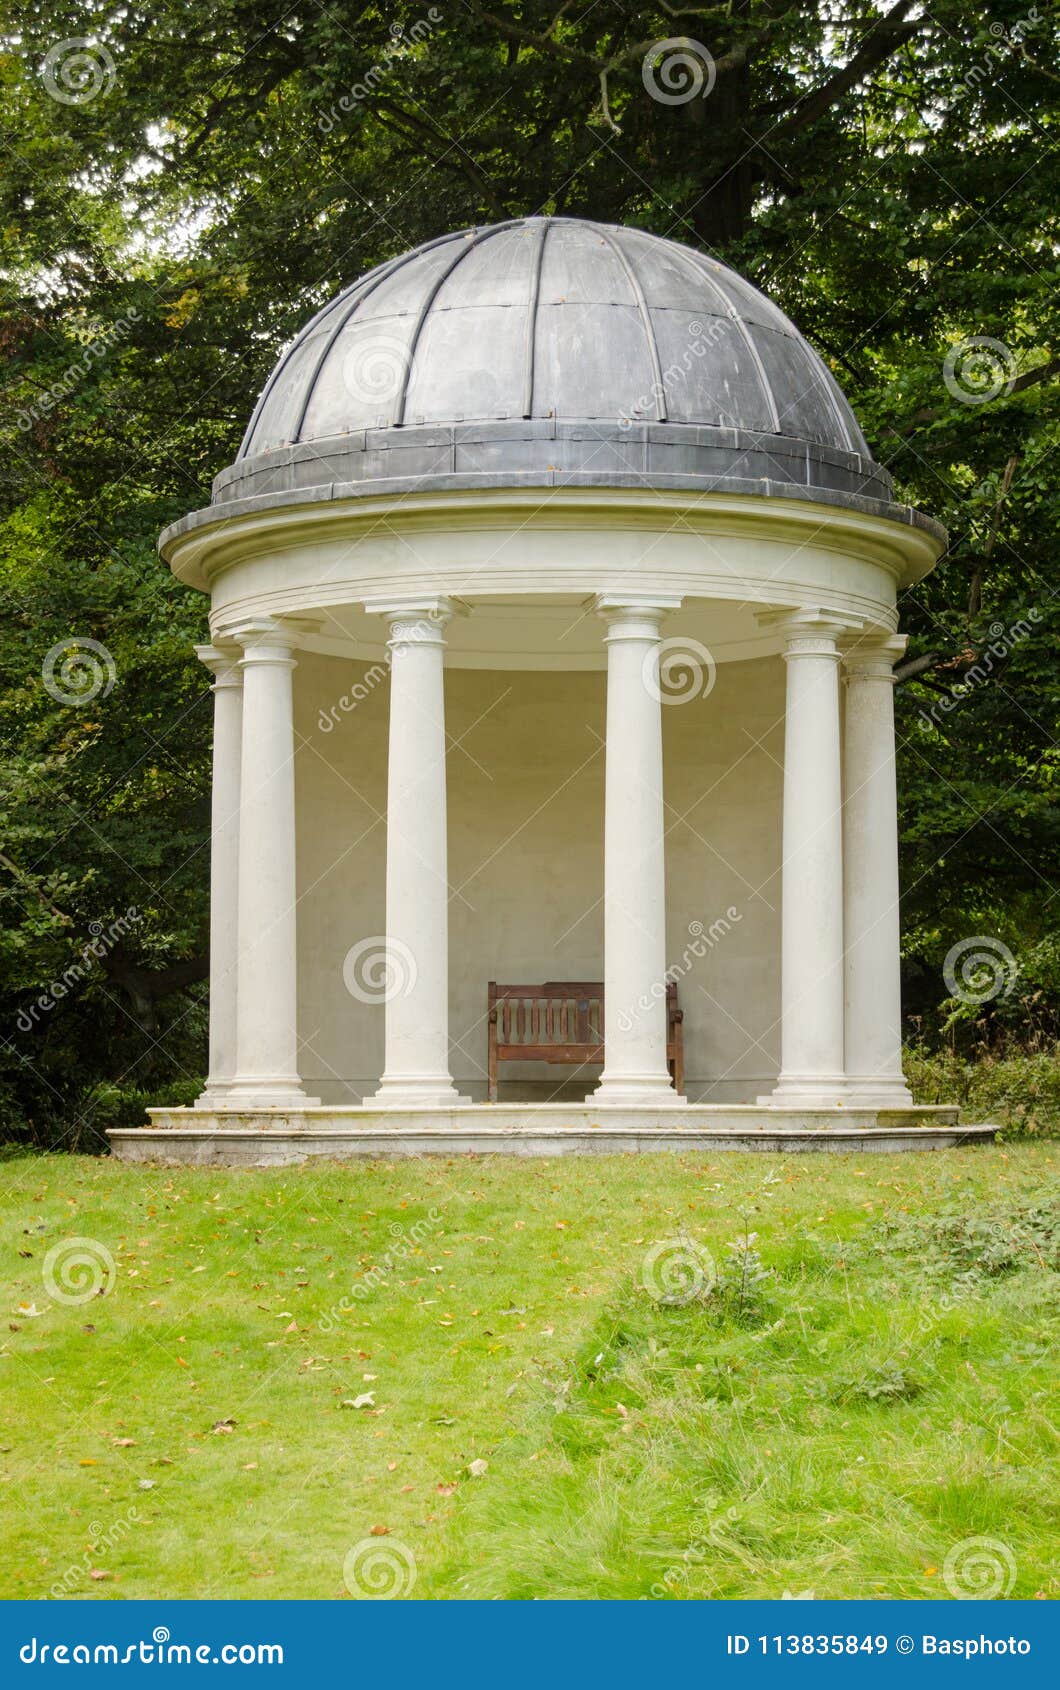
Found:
[1,0,1057,1142]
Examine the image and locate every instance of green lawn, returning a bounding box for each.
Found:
[1,1145,1056,1601]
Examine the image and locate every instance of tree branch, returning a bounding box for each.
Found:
[770,0,923,140]
[103,952,208,1029]
[895,651,943,684]
[374,100,508,218]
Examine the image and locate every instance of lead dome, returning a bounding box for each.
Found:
[211,217,896,514]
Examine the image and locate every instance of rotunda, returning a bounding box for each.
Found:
[116,217,984,1160]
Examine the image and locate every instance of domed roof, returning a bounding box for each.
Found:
[208,217,900,516]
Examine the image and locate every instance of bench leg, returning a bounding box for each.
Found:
[488,1024,498,1103]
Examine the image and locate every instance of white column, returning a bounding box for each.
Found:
[842,633,913,1105]
[194,643,243,1105]
[365,598,468,1107]
[592,596,683,1105]
[763,615,847,1106]
[226,618,318,1108]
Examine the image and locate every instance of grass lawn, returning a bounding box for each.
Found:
[1,1144,1056,1601]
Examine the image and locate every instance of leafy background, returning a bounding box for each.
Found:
[1,1,1057,1147]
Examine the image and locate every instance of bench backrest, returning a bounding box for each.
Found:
[488,980,679,1047]
[489,982,603,1047]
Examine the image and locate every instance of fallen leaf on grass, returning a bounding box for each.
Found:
[89,1569,110,1581]
[369,1524,390,1536]
[468,1459,488,1478]
[341,1393,375,1410]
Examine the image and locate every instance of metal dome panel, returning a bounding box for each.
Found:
[214,217,894,515]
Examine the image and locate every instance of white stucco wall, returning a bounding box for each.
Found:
[292,649,784,1102]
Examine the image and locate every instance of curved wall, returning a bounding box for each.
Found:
[292,652,784,1102]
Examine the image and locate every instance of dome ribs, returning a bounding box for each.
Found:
[238,240,449,459]
[596,225,668,424]
[522,217,550,420]
[665,239,783,437]
[392,220,522,428]
[225,219,893,511]
[288,232,460,446]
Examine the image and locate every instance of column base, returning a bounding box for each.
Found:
[369,1075,472,1109]
[591,1075,685,1107]
[758,1075,848,1108]
[222,1080,321,1109]
[839,1076,914,1107]
[196,1084,235,1109]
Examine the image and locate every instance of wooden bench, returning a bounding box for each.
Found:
[487,980,683,1102]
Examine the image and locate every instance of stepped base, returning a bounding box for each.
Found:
[108,1103,996,1165]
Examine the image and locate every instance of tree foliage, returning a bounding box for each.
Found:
[1,1,1057,1144]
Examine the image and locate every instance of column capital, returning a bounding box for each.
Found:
[842,631,908,680]
[194,643,243,689]
[594,594,682,642]
[364,595,464,647]
[758,607,863,660]
[223,618,298,667]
